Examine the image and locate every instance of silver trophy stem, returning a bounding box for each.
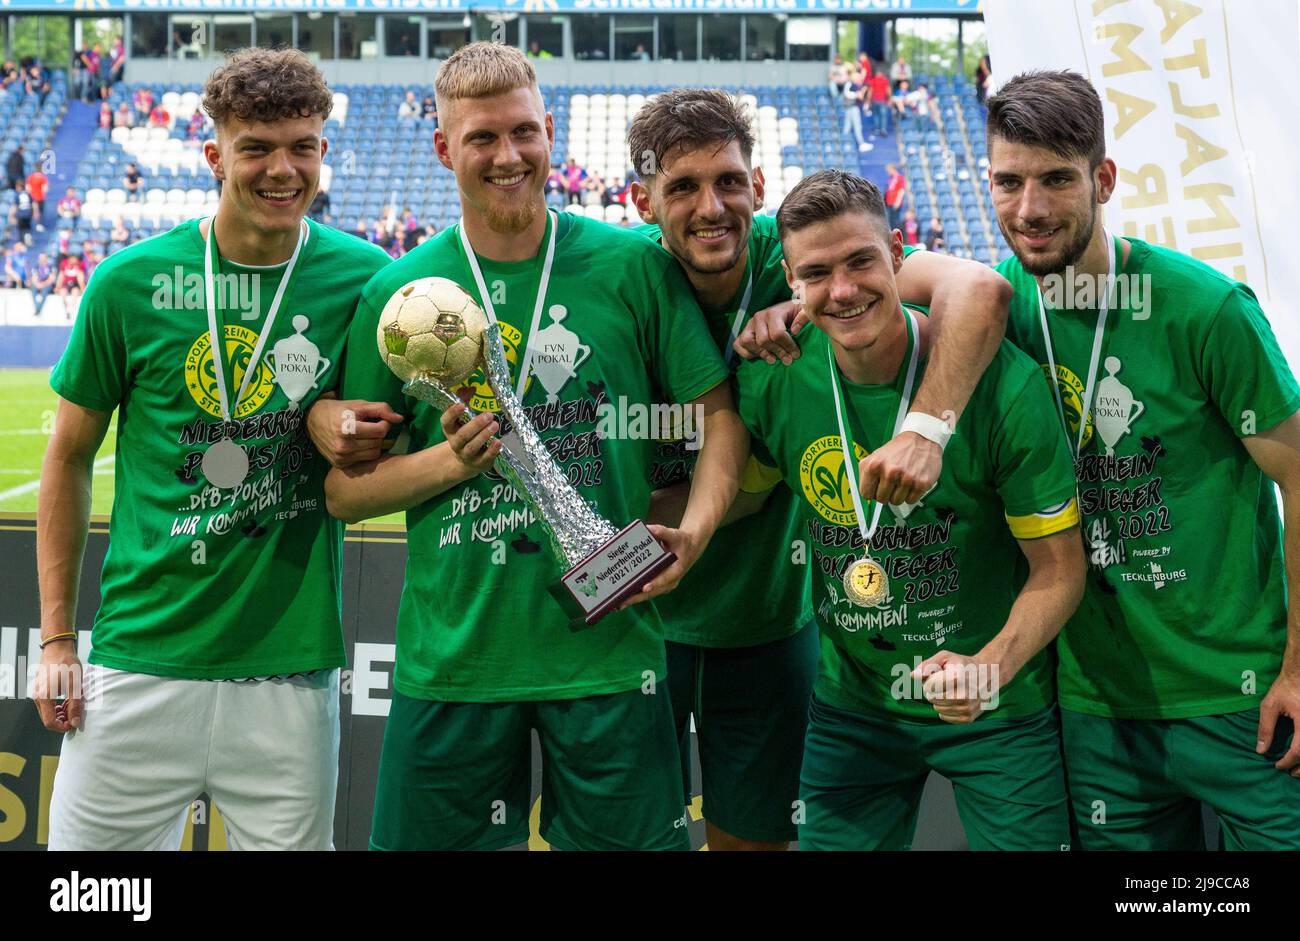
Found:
[403,322,618,569]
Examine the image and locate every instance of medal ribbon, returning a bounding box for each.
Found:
[826,306,921,554]
[722,268,755,367]
[1035,229,1119,456]
[202,215,308,424]
[458,209,558,402]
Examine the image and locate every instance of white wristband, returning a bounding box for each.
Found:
[900,411,953,451]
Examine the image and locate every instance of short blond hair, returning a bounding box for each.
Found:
[435,41,537,103]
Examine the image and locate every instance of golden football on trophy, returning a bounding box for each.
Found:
[377,277,488,387]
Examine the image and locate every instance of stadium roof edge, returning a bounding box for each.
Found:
[0,0,983,14]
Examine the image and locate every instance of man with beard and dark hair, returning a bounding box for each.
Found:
[988,69,1300,850]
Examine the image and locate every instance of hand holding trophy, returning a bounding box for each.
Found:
[376,277,675,627]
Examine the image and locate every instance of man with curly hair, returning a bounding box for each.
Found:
[34,47,393,850]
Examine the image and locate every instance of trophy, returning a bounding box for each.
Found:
[377,277,675,628]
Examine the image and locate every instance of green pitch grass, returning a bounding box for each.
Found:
[0,368,403,526]
[0,368,118,515]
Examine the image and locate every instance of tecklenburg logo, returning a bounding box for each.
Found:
[1043,362,1094,450]
[185,324,274,419]
[799,434,869,526]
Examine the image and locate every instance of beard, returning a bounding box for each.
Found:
[665,221,749,277]
[469,164,546,235]
[1001,186,1097,277]
[484,195,540,235]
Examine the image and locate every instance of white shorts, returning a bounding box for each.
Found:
[47,663,340,851]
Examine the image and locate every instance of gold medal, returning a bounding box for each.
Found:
[844,556,889,608]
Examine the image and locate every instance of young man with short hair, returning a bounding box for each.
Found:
[737,169,1085,850]
[628,88,1020,851]
[987,70,1300,849]
[324,42,747,851]
[34,47,392,850]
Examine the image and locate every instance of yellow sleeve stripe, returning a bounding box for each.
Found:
[740,455,783,494]
[1006,497,1080,540]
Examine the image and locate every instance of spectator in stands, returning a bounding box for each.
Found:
[903,209,920,246]
[398,91,420,120]
[631,43,651,62]
[420,95,437,123]
[122,163,143,202]
[308,188,330,223]
[55,251,86,304]
[58,187,82,225]
[81,239,104,280]
[10,181,34,243]
[925,215,944,252]
[185,109,210,143]
[605,176,629,207]
[546,179,565,212]
[4,60,23,92]
[870,68,892,137]
[371,219,391,249]
[2,242,26,288]
[133,86,154,123]
[28,251,55,313]
[890,54,912,91]
[884,164,906,231]
[108,216,130,254]
[92,44,108,101]
[829,55,850,102]
[98,101,113,130]
[841,72,870,153]
[352,218,369,242]
[580,172,605,207]
[6,145,25,190]
[26,166,48,225]
[856,52,873,82]
[908,82,935,125]
[563,156,587,206]
[25,64,51,104]
[401,206,418,234]
[527,41,555,60]
[891,79,912,124]
[147,102,171,129]
[974,55,992,106]
[109,37,126,87]
[389,228,408,259]
[114,101,136,129]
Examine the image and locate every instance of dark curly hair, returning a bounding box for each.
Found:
[202,47,333,129]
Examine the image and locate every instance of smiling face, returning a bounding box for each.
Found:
[205,114,325,238]
[435,85,554,235]
[989,137,1115,277]
[781,210,904,355]
[634,140,762,279]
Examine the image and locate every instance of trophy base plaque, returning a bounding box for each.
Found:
[548,520,676,629]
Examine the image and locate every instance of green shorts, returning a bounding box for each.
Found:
[371,685,690,851]
[799,695,1071,851]
[667,622,819,844]
[1061,707,1300,850]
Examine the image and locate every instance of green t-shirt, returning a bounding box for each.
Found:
[49,219,391,679]
[341,211,728,702]
[635,213,812,647]
[999,238,1300,719]
[737,308,1079,720]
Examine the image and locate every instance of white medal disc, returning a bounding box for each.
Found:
[202,438,249,489]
